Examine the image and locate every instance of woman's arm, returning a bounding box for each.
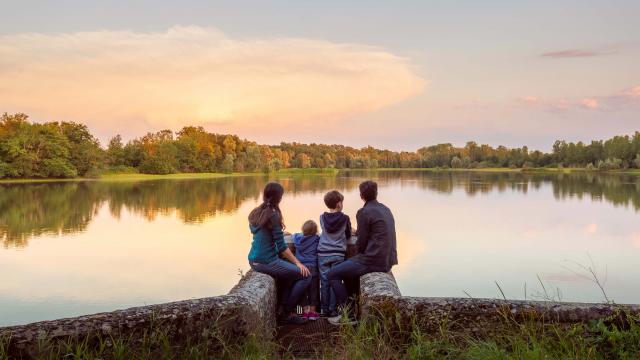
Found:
[272,212,309,277]
[281,248,310,277]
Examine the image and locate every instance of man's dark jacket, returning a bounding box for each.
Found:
[351,200,398,271]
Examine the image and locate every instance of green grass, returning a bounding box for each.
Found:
[0,168,342,184]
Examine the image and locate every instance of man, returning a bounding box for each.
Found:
[327,180,397,325]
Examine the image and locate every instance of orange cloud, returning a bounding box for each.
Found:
[0,26,425,136]
[621,86,640,98]
[580,98,599,109]
[518,96,538,104]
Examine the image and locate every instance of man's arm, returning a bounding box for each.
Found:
[345,215,352,240]
[356,209,369,254]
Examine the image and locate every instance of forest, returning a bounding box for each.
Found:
[1,112,639,178]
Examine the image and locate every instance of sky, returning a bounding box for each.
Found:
[1,0,639,151]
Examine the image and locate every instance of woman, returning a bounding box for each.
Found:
[248,182,311,324]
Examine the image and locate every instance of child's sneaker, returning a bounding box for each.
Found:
[306,311,320,320]
[328,314,357,326]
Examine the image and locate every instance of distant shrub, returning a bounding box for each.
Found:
[139,157,175,174]
[597,158,622,170]
[586,163,596,171]
[450,156,463,168]
[41,158,77,178]
[635,154,640,169]
[102,165,138,175]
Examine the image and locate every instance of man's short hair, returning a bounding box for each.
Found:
[302,220,318,236]
[323,190,344,209]
[359,180,378,202]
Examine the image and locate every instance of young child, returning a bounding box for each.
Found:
[318,190,352,317]
[292,220,321,320]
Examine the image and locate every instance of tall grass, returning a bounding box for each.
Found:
[322,306,640,359]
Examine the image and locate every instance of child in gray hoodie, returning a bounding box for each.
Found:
[318,190,352,316]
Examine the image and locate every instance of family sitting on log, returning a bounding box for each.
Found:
[248,180,398,325]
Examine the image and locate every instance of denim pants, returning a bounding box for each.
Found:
[250,259,312,313]
[327,259,386,310]
[318,255,344,313]
[301,266,320,307]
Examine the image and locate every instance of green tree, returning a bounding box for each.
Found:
[450,156,463,168]
[221,154,235,173]
[107,135,126,166]
[58,121,103,176]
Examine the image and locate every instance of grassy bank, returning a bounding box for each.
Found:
[345,167,640,174]
[0,168,340,184]
[3,309,638,359]
[1,166,638,184]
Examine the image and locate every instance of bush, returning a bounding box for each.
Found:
[41,158,77,178]
[450,156,463,168]
[139,157,175,174]
[598,158,622,171]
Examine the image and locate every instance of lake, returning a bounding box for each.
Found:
[1,170,639,326]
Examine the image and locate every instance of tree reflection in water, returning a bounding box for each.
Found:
[1,171,638,248]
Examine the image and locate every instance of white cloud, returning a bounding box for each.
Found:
[0,26,425,138]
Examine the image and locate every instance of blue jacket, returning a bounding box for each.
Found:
[293,233,320,267]
[248,211,287,264]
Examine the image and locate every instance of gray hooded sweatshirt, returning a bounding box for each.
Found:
[318,211,352,257]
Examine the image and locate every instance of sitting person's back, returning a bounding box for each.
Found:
[318,195,352,257]
[293,222,320,267]
[317,190,352,316]
[292,220,321,320]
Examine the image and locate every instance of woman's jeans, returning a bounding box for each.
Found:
[318,255,344,314]
[250,259,312,314]
[302,266,320,307]
[327,259,386,312]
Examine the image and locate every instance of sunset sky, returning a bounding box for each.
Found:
[1,0,639,151]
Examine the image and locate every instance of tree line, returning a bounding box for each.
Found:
[1,112,639,178]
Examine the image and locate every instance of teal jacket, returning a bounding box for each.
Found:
[248,211,287,264]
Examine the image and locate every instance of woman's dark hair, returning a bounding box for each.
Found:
[248,182,285,229]
[359,180,378,202]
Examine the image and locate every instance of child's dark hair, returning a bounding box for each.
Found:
[248,182,285,229]
[359,180,378,202]
[302,220,318,236]
[323,190,344,209]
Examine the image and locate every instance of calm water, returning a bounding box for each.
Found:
[1,171,640,326]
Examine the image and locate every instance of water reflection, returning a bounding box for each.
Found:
[2,171,639,248]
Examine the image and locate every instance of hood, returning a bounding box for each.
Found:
[250,223,261,234]
[321,212,349,233]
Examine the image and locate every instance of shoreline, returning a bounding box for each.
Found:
[0,167,639,184]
